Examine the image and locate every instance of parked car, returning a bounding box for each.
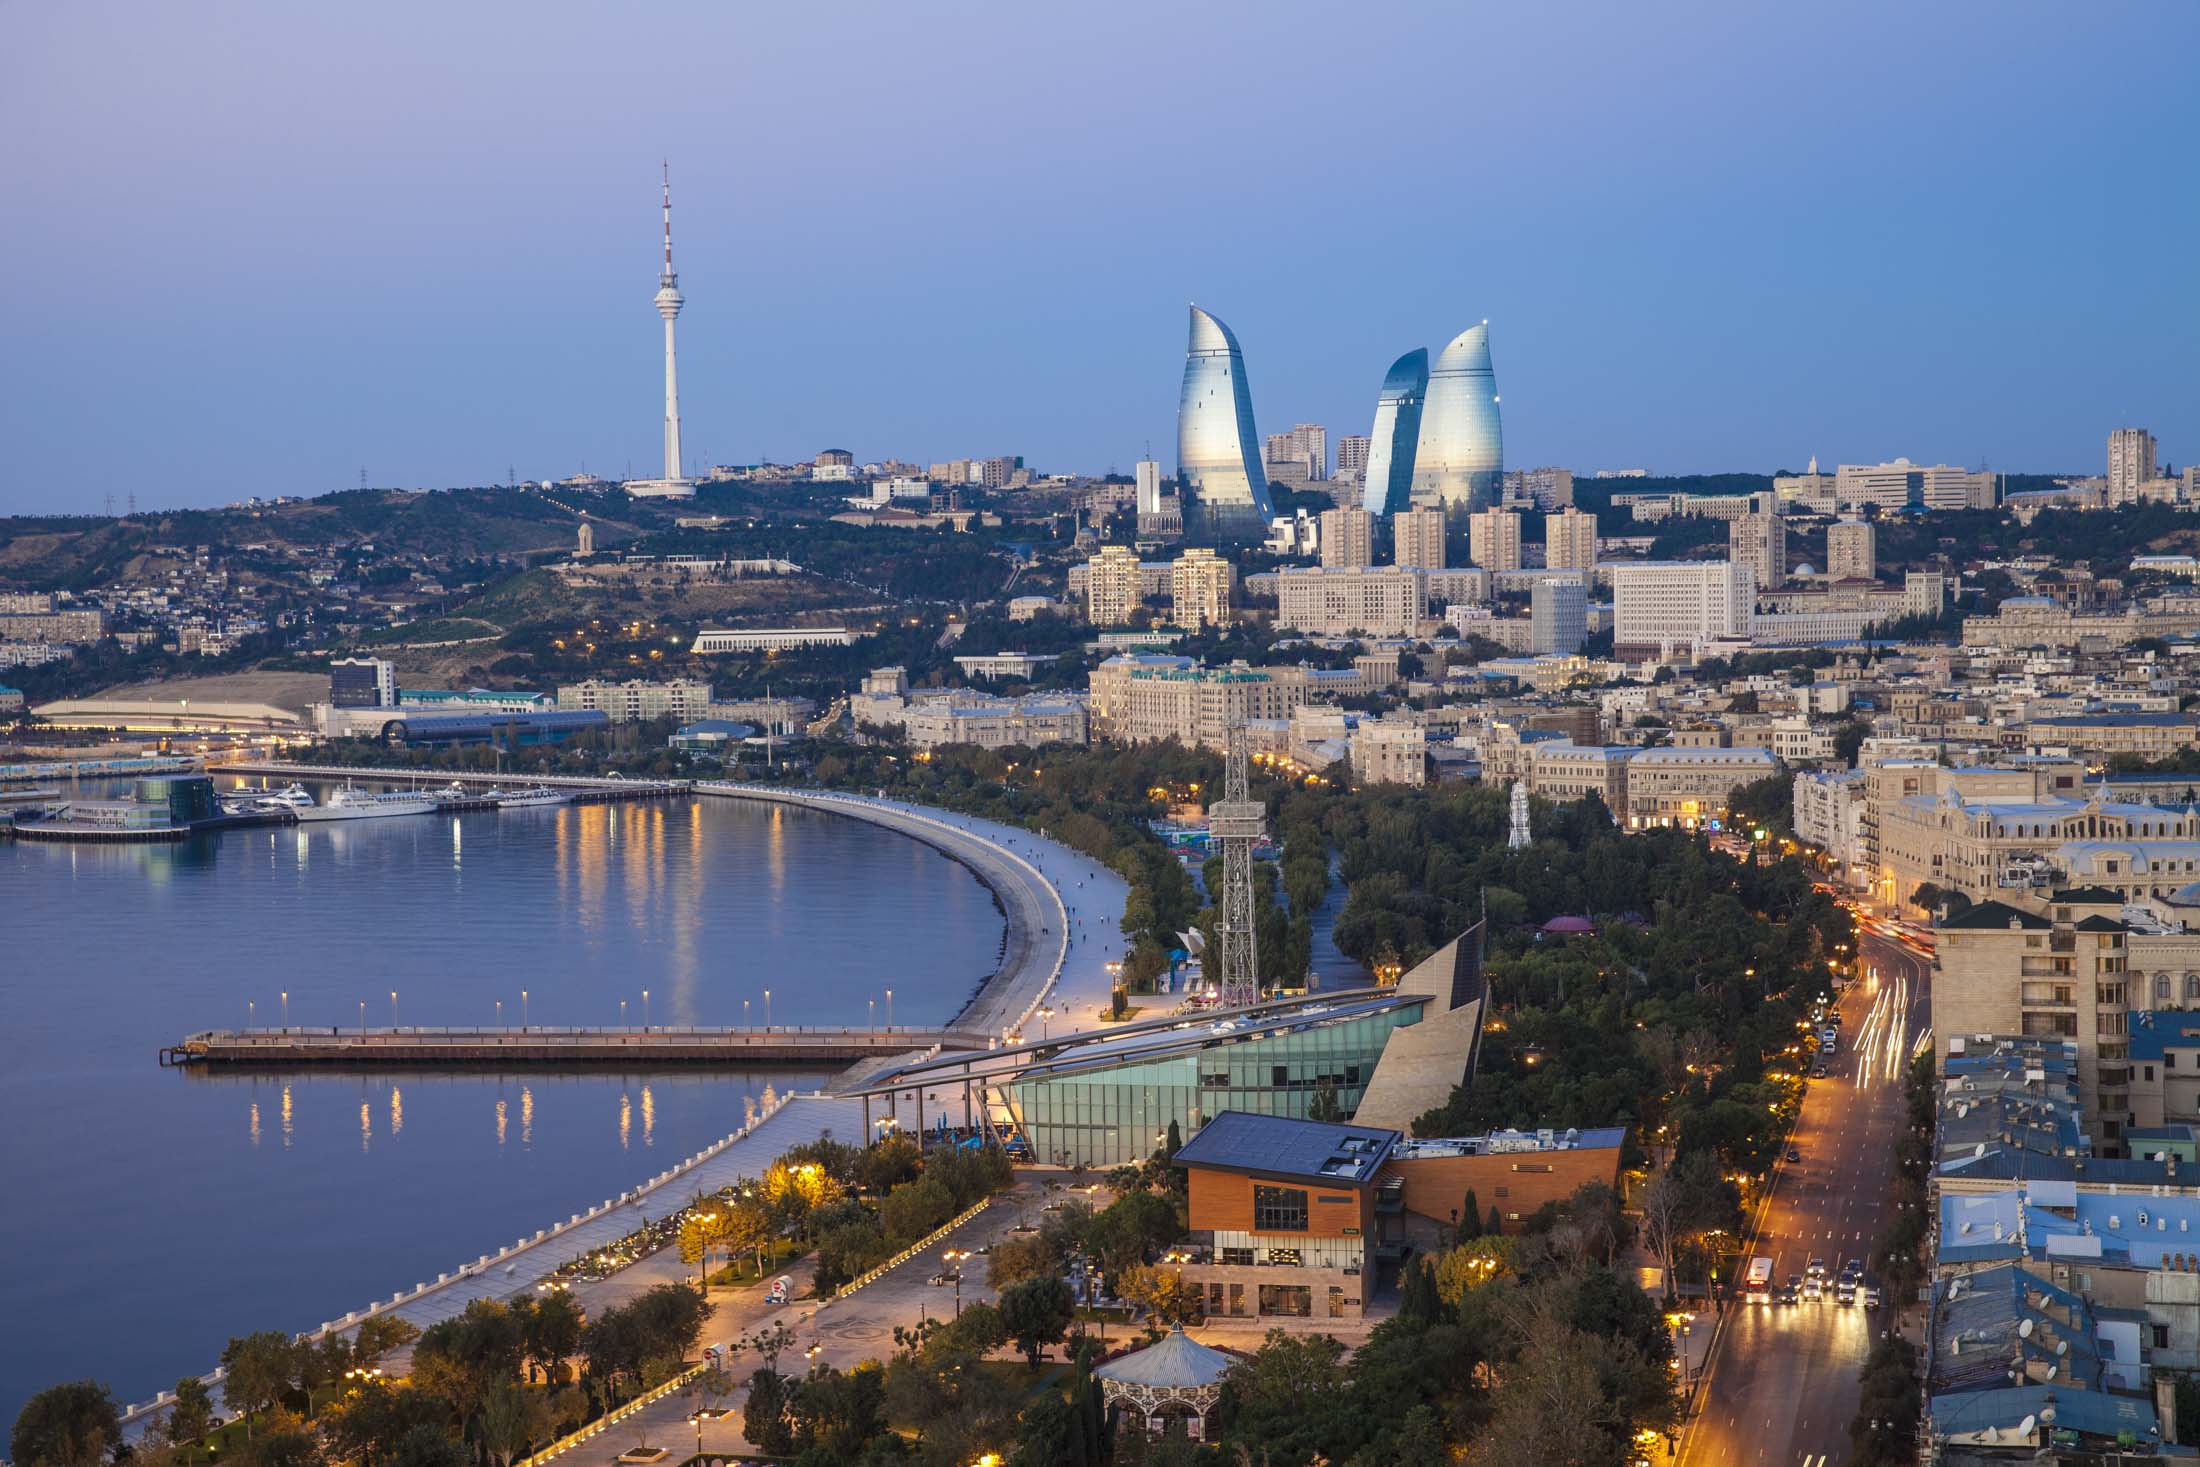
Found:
[1786,1147,1802,1163]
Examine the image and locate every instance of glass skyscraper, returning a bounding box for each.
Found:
[1410,322,1504,516]
[1177,305,1275,543]
[1360,348,1429,516]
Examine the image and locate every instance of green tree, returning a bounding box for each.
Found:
[351,1316,421,1371]
[164,1377,215,1447]
[518,1290,584,1383]
[880,1175,956,1243]
[998,1275,1076,1366]
[475,1383,548,1467]
[10,1382,120,1467]
[678,1208,736,1294]
[219,1332,299,1439]
[741,1368,794,1456]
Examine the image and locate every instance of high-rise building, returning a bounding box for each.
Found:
[1335,435,1372,483]
[2110,428,2159,505]
[1393,508,1446,570]
[1545,508,1599,573]
[1410,323,1503,517]
[1468,508,1522,571]
[1264,423,1328,485]
[330,657,397,710]
[626,166,696,500]
[1531,580,1588,656]
[1516,466,1575,509]
[1611,562,1753,658]
[1177,306,1274,542]
[1827,520,1876,581]
[1319,507,1374,568]
[1086,545,1142,625]
[1728,508,1787,590]
[1361,349,1429,516]
[1171,548,1235,629]
[1135,460,1165,515]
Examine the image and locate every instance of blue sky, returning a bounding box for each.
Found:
[2,2,2195,514]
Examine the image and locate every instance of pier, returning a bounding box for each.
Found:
[160,1024,990,1069]
[215,761,690,806]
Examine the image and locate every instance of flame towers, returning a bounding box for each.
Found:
[1409,322,1503,515]
[1176,305,1274,543]
[1360,348,1429,516]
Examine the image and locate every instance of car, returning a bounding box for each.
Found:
[1840,1258,1864,1280]
[1812,1065,1828,1078]
[1801,1277,1824,1301]
[686,1408,731,1423]
[927,1271,960,1287]
[1775,1282,1798,1305]
[1861,1279,1884,1307]
[1835,1279,1856,1306]
[1786,1147,1802,1163]
[1806,1256,1827,1278]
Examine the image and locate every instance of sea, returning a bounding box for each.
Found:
[0,787,1004,1423]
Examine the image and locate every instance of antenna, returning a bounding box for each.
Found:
[660,159,675,284]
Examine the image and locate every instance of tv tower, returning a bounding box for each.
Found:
[626,162,696,499]
[1212,722,1265,1008]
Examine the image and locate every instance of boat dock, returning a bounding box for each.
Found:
[159,1024,991,1069]
[216,763,691,807]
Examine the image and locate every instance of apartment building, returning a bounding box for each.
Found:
[1086,545,1143,625]
[1528,742,1635,817]
[903,694,1089,752]
[1319,508,1374,569]
[1171,548,1236,629]
[1274,567,1426,637]
[1468,509,1522,572]
[1792,768,1868,885]
[1350,720,1427,786]
[556,678,714,723]
[0,609,107,644]
[1728,509,1787,590]
[1825,520,1876,581]
[1544,509,1599,573]
[1392,508,1446,571]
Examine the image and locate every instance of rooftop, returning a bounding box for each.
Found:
[1172,1109,1401,1187]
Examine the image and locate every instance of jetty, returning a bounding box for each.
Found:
[160,1024,991,1069]
[216,762,689,807]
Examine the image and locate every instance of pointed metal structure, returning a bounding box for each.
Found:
[1211,722,1265,1008]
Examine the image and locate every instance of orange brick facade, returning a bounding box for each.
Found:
[1380,1145,1621,1233]
[1186,1167,1377,1239]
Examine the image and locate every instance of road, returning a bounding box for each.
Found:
[1676,929,1932,1467]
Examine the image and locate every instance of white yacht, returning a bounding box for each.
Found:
[489,785,572,809]
[295,786,437,822]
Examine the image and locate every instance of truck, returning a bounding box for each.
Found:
[1745,1255,1775,1303]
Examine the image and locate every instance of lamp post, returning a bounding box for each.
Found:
[521,988,529,1030]
[496,999,503,1028]
[642,988,650,1030]
[943,1249,966,1316]
[620,999,627,1027]
[764,989,772,1029]
[1039,1005,1053,1042]
[869,999,876,1029]
[885,988,893,1029]
[358,999,365,1034]
[389,990,398,1027]
[280,990,288,1030]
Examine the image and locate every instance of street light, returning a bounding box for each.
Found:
[390,990,399,1027]
[358,999,366,1034]
[1039,1005,1053,1041]
[886,988,893,1029]
[643,989,651,1030]
[280,990,288,1030]
[764,989,773,1029]
[942,1249,967,1316]
[521,988,529,1030]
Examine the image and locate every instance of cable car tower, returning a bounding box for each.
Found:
[1211,722,1265,1008]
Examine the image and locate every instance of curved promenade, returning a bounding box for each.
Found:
[119,782,1132,1436]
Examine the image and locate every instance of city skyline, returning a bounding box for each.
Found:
[1,2,2196,515]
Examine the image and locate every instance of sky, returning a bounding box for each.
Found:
[2,2,2196,515]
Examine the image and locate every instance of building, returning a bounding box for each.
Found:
[1610,561,1754,659]
[0,608,106,644]
[951,653,1051,680]
[1729,506,1787,590]
[1792,767,1868,884]
[1834,458,1994,513]
[690,627,856,653]
[1624,745,1777,830]
[1410,324,1503,517]
[903,694,1088,752]
[1392,507,1446,571]
[1170,548,1235,630]
[624,168,695,499]
[374,709,610,749]
[1086,545,1143,625]
[0,592,56,614]
[329,656,398,710]
[1319,507,1373,569]
[1826,520,1876,581]
[1090,656,1310,750]
[2109,428,2159,506]
[1545,508,1598,573]
[1529,742,1634,815]
[1174,1111,1398,1324]
[1350,720,1426,786]
[1334,434,1371,483]
[1274,566,1427,637]
[1264,423,1328,485]
[555,678,712,724]
[1178,306,1275,543]
[1360,348,1429,516]
[1467,508,1521,571]
[1512,466,1575,509]
[1135,459,1165,515]
[1531,579,1588,655]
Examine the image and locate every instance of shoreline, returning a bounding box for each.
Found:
[115,781,1121,1437]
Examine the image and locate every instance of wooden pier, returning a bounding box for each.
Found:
[160,1024,991,1069]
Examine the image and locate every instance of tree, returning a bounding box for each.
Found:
[519,1290,585,1383]
[383,1424,466,1467]
[1459,1187,1483,1240]
[10,1382,120,1467]
[880,1175,956,1243]
[164,1377,215,1447]
[678,1207,736,1293]
[231,1411,325,1467]
[220,1332,299,1438]
[351,1316,421,1371]
[998,1275,1076,1366]
[475,1383,548,1467]
[1117,1264,1198,1325]
[1307,1079,1342,1122]
[742,1368,795,1457]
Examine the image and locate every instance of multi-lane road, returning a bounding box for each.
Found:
[1676,927,1933,1466]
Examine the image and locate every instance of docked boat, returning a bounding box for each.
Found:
[488,785,572,809]
[295,786,437,822]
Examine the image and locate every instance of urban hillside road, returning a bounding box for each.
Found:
[1676,930,1932,1467]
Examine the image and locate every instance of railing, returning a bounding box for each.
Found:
[516,1363,707,1467]
[823,1195,995,1304]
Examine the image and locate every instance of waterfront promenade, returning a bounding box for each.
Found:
[119,786,1132,1435]
[163,1023,987,1068]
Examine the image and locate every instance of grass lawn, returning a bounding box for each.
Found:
[702,1243,808,1291]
